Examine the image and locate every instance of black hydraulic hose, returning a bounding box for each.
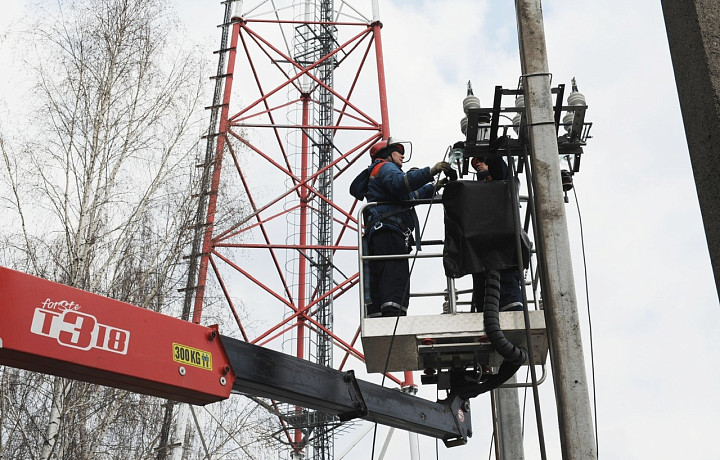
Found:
[451,269,528,400]
[483,270,528,366]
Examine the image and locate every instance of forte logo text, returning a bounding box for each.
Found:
[31,301,130,355]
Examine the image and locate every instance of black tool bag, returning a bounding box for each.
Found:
[442,180,530,278]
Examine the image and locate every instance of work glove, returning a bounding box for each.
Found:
[435,177,450,191]
[430,161,452,176]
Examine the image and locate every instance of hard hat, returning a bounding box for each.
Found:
[370,137,405,158]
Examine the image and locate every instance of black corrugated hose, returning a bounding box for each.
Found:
[451,269,527,399]
[482,270,527,366]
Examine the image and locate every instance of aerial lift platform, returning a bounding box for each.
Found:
[362,311,547,374]
[357,192,549,382]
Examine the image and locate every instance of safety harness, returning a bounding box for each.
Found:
[349,159,422,251]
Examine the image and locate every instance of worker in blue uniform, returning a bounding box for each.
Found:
[350,138,452,317]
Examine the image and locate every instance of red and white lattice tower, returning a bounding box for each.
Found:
[184,1,412,458]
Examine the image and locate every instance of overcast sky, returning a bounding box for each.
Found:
[2,1,719,459]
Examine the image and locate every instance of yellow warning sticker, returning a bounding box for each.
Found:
[172,343,212,371]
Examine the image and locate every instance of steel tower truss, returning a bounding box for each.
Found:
[190,1,395,458]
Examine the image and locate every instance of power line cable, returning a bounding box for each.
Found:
[436,384,442,460]
[570,183,600,457]
[369,163,447,460]
[520,365,530,436]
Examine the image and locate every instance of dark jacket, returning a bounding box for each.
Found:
[477,156,508,181]
[352,159,435,237]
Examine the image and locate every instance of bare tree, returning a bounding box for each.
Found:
[0,0,276,458]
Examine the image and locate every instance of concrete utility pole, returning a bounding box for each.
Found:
[514,1,597,458]
[661,0,720,302]
[495,375,525,459]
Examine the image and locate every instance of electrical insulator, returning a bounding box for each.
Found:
[564,77,586,133]
[512,113,522,134]
[562,112,574,133]
[567,91,586,106]
[561,169,574,192]
[461,81,490,140]
[463,80,480,115]
[513,93,524,134]
[561,169,574,203]
[567,78,586,107]
[461,81,476,136]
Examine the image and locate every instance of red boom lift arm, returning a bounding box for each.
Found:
[0,266,471,446]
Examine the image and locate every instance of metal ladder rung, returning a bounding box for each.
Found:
[217,21,239,28]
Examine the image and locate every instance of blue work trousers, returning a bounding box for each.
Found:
[471,269,524,312]
[366,229,409,317]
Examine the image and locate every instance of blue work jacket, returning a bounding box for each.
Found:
[363,159,435,237]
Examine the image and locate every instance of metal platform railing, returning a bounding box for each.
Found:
[356,198,539,316]
[356,199,549,380]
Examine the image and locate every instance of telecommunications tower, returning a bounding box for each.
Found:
[184,1,400,458]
